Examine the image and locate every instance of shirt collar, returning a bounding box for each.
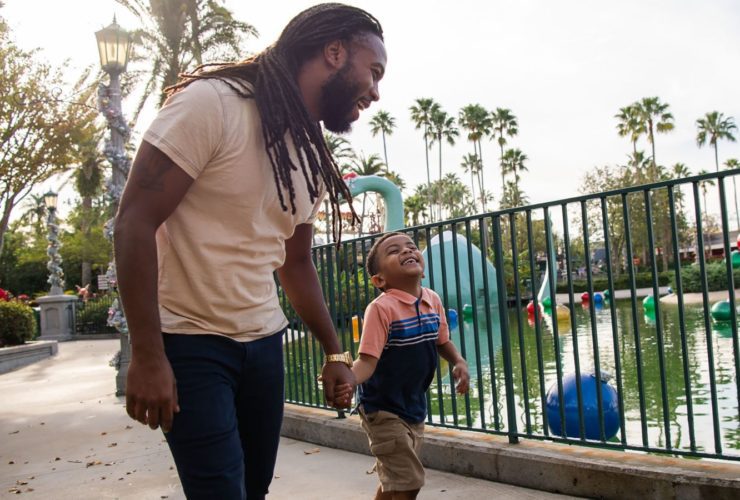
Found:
[383,287,434,307]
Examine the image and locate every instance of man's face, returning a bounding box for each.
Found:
[320,34,387,133]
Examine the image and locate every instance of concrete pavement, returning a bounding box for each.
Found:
[0,339,576,499]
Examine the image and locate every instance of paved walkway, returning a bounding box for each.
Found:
[0,340,577,499]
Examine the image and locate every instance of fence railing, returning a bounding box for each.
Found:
[74,294,118,335]
[280,168,740,462]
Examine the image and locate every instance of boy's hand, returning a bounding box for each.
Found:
[333,383,354,408]
[452,361,470,394]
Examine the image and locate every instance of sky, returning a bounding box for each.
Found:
[4,0,740,218]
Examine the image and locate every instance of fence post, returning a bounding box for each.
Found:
[492,214,519,444]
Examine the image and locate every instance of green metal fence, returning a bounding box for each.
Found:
[280,168,740,462]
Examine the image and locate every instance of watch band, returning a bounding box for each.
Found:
[325,351,353,367]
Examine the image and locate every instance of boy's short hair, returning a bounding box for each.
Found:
[365,231,407,276]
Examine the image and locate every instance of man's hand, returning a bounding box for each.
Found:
[125,354,180,432]
[321,362,356,409]
[452,360,470,395]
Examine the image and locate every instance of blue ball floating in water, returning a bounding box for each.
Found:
[546,372,620,440]
[593,292,604,304]
[447,309,459,331]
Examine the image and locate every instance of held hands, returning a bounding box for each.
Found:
[125,355,180,433]
[320,362,356,409]
[452,360,471,395]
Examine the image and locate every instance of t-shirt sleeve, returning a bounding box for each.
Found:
[434,293,450,345]
[358,301,389,359]
[304,182,327,225]
[142,80,224,179]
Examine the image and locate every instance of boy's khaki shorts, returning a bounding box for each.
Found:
[359,408,425,492]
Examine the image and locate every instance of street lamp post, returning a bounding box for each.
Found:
[37,190,77,341]
[43,191,64,296]
[95,17,132,396]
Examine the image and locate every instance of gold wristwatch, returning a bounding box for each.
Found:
[324,351,353,367]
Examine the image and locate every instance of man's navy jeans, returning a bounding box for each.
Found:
[163,331,285,500]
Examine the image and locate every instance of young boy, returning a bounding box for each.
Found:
[337,232,470,500]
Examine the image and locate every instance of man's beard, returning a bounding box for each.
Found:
[319,63,362,134]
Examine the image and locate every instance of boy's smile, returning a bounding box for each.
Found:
[371,234,425,296]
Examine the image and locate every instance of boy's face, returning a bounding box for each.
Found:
[371,234,425,290]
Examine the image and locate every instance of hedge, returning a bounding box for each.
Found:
[0,301,37,347]
[556,272,671,294]
[673,262,740,293]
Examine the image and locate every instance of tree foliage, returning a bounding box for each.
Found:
[0,34,98,258]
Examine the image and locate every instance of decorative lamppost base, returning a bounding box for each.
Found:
[36,295,79,341]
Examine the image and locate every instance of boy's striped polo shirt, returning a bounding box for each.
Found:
[358,287,450,424]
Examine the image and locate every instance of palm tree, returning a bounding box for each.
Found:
[635,97,674,177]
[500,180,529,209]
[696,111,738,172]
[460,153,482,211]
[458,104,492,210]
[410,98,440,220]
[350,153,385,235]
[369,110,396,170]
[724,158,740,231]
[404,190,428,227]
[426,108,459,220]
[75,141,105,288]
[490,108,518,194]
[501,148,528,191]
[383,170,406,192]
[615,104,645,157]
[116,0,258,121]
[323,132,355,175]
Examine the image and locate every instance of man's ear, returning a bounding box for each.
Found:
[370,274,386,290]
[323,39,348,70]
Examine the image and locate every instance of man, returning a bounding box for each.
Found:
[113,4,386,499]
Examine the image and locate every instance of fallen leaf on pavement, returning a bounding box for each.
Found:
[7,460,14,465]
[86,460,102,468]
[108,443,117,448]
[8,430,19,435]
[303,448,321,455]
[101,432,107,436]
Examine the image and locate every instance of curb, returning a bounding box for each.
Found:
[281,404,740,499]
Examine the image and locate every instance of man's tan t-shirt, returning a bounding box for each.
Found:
[142,79,324,341]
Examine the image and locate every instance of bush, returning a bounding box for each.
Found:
[75,296,117,334]
[674,262,740,293]
[0,301,36,347]
[556,272,671,293]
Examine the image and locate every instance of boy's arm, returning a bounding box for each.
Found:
[437,341,470,394]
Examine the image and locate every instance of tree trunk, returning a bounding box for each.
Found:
[477,139,486,211]
[424,129,432,222]
[382,131,389,170]
[714,143,720,172]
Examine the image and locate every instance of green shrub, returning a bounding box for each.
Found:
[673,262,740,293]
[76,297,117,334]
[0,301,36,347]
[556,272,671,293]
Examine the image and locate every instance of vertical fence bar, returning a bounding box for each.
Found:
[644,189,672,450]
[437,223,460,426]
[581,200,605,441]
[692,181,723,454]
[451,222,473,426]
[465,219,486,429]
[562,203,585,439]
[509,212,530,433]
[667,186,696,451]
[717,177,740,421]
[544,208,567,438]
[526,210,548,435]
[600,196,627,446]
[426,225,446,426]
[622,192,649,446]
[493,214,519,443]
[479,217,498,432]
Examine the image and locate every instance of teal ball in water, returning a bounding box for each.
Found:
[711,300,733,322]
[603,289,611,300]
[542,296,552,308]
[462,303,473,320]
[546,372,620,440]
[732,250,740,269]
[642,295,655,311]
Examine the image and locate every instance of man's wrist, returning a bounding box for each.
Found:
[324,351,353,368]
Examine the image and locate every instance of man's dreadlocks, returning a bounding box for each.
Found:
[165,3,383,243]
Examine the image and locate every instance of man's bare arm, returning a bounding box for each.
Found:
[114,141,193,431]
[276,224,355,407]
